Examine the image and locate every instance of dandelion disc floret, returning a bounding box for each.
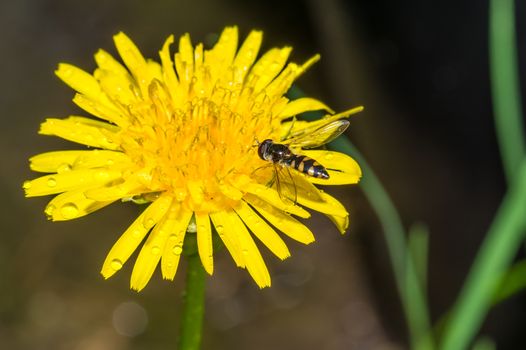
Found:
[24,26,362,291]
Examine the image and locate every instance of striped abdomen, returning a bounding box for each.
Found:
[285,155,329,179]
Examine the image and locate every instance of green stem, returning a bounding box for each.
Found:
[330,137,433,350]
[440,160,526,350]
[489,0,525,183]
[179,234,206,350]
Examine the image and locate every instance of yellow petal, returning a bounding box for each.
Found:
[206,26,238,71]
[55,63,103,102]
[24,168,122,197]
[83,178,146,201]
[320,192,349,234]
[94,49,131,78]
[248,47,292,93]
[196,212,213,274]
[28,150,127,173]
[72,93,126,126]
[223,210,271,288]
[296,192,347,218]
[277,97,333,119]
[265,55,320,97]
[146,60,162,81]
[244,194,315,244]
[210,211,245,268]
[175,33,194,84]
[101,194,172,279]
[113,32,153,98]
[130,202,176,291]
[161,207,193,280]
[301,150,362,185]
[39,116,120,150]
[44,189,115,221]
[235,201,290,260]
[95,68,138,106]
[232,30,262,84]
[244,182,310,218]
[113,32,147,79]
[158,35,179,98]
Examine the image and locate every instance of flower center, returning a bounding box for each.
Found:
[119,80,278,212]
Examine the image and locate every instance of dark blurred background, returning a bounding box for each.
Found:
[1,0,524,349]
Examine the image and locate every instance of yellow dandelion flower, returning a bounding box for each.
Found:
[24,27,362,291]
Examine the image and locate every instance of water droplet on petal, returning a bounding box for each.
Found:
[47,178,57,187]
[110,259,123,271]
[187,222,197,233]
[172,245,183,255]
[324,153,334,160]
[57,164,72,173]
[144,218,154,228]
[95,170,109,181]
[60,203,79,219]
[168,234,177,241]
[175,190,186,201]
[242,249,249,255]
[62,67,73,76]
[45,204,56,218]
[132,229,141,238]
[215,225,224,233]
[151,246,161,255]
[23,181,32,190]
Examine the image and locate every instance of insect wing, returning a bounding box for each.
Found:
[283,119,350,149]
[270,163,298,205]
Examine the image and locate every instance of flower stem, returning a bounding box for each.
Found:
[179,234,206,350]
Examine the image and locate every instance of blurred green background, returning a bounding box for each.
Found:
[1,0,524,349]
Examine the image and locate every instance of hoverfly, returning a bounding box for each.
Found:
[256,118,350,202]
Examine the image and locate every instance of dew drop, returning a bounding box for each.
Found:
[62,67,73,76]
[95,170,109,181]
[324,153,334,160]
[47,178,57,187]
[45,204,56,217]
[172,245,183,255]
[187,222,197,233]
[168,234,178,241]
[106,159,115,166]
[22,181,32,190]
[57,164,72,173]
[60,203,79,219]
[175,190,186,201]
[110,259,123,271]
[132,229,141,238]
[215,225,224,233]
[151,246,161,255]
[242,249,249,255]
[144,218,154,228]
